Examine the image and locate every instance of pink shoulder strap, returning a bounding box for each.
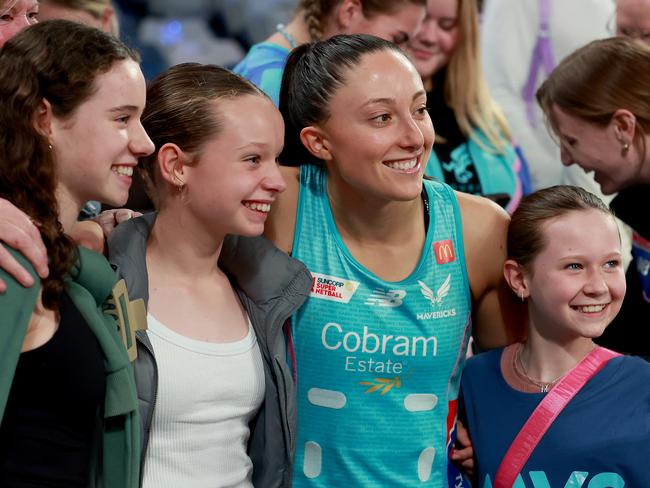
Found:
[493,346,621,488]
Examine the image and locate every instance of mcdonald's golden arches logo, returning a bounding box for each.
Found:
[434,239,455,265]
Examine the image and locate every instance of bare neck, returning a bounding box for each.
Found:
[146,206,225,280]
[55,187,83,234]
[521,326,596,383]
[327,177,425,248]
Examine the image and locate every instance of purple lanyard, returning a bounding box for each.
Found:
[522,0,556,126]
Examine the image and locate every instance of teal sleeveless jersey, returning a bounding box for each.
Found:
[291,165,473,487]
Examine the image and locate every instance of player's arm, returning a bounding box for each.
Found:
[457,192,525,350]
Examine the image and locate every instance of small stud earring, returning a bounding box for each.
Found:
[519,291,525,302]
[622,142,630,154]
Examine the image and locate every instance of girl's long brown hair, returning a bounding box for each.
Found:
[0,20,138,311]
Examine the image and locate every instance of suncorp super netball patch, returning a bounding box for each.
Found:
[310,272,360,303]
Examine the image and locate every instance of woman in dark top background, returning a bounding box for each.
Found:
[406,0,531,213]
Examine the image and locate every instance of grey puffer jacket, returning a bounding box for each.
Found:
[107,213,311,487]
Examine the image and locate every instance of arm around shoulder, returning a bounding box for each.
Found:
[457,192,525,350]
[0,198,49,290]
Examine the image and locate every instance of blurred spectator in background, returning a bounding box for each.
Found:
[38,0,118,35]
[234,0,427,105]
[615,0,650,46]
[480,0,613,193]
[480,0,632,271]
[0,0,38,47]
[537,37,650,359]
[406,0,531,214]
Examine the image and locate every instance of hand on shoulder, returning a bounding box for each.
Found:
[0,198,49,292]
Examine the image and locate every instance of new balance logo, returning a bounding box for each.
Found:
[364,289,407,307]
[419,274,451,306]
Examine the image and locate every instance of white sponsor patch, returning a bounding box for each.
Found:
[417,447,436,482]
[404,394,438,412]
[303,441,322,479]
[307,388,347,409]
[310,272,360,303]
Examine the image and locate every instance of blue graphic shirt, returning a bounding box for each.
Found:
[460,348,650,488]
[291,164,473,487]
[232,42,289,107]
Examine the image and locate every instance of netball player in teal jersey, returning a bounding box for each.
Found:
[265,34,519,487]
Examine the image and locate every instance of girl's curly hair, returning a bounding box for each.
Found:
[0,20,138,311]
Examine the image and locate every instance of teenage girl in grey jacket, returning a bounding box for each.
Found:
[107,63,311,488]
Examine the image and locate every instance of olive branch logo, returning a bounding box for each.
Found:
[359,376,402,395]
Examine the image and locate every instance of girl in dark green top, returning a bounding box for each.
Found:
[0,20,153,488]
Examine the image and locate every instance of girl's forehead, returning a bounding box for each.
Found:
[538,210,619,254]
